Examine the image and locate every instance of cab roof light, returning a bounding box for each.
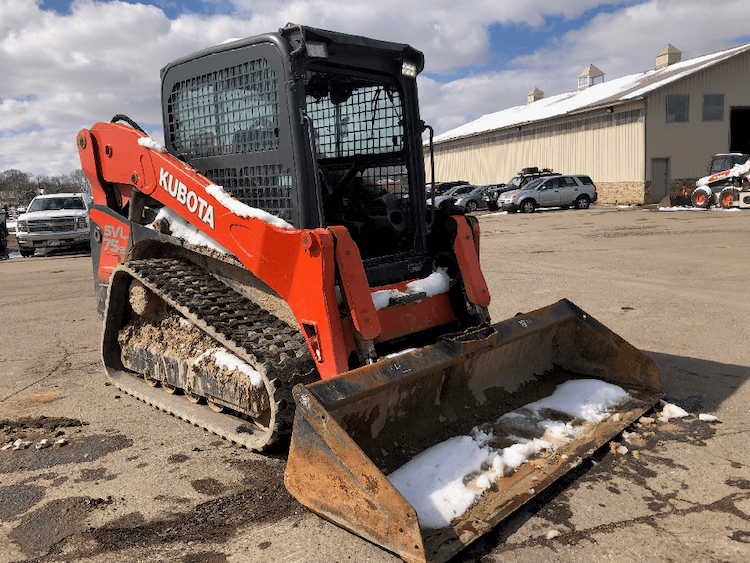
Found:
[305,42,328,58]
[401,61,418,78]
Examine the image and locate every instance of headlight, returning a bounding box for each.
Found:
[17,220,27,232]
[401,61,418,78]
[77,216,89,229]
[305,42,328,58]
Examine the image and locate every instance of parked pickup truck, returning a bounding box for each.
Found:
[15,193,93,257]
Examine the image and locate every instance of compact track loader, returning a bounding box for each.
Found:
[78,24,663,563]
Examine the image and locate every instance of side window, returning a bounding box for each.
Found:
[703,94,724,121]
[667,95,689,122]
[562,177,577,186]
[545,178,559,189]
[576,175,593,185]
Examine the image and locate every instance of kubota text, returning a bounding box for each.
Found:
[159,168,215,229]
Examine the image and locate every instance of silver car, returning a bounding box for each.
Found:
[432,184,488,212]
[452,185,490,212]
[15,193,92,257]
[497,175,597,213]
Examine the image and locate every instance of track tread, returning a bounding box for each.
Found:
[111,257,316,450]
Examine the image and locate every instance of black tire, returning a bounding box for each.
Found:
[691,189,711,208]
[20,249,34,258]
[719,189,737,209]
[466,200,478,212]
[574,195,591,209]
[520,199,536,213]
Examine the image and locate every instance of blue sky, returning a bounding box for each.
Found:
[3,0,750,175]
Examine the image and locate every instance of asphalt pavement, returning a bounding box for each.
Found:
[0,206,748,563]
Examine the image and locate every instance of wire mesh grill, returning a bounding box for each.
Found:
[205,165,294,223]
[360,165,409,200]
[167,58,280,159]
[307,85,404,159]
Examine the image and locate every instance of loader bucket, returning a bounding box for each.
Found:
[284,299,662,563]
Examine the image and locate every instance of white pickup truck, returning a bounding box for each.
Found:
[15,193,93,257]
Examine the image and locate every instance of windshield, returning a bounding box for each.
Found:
[441,186,462,196]
[507,176,522,188]
[453,186,474,195]
[28,197,86,212]
[709,155,749,174]
[304,69,414,260]
[524,179,544,190]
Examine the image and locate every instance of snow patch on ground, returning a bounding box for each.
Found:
[659,402,689,420]
[387,379,632,529]
[655,206,740,212]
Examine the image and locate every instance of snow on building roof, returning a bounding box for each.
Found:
[433,42,750,145]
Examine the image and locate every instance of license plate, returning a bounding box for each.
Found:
[47,240,61,246]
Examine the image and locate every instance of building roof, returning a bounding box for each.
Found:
[433,42,750,145]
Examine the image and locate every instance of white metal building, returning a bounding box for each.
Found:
[428,43,750,205]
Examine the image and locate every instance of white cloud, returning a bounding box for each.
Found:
[0,0,748,175]
[419,0,750,140]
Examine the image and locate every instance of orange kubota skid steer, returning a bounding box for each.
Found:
[77,24,662,563]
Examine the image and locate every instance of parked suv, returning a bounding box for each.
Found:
[16,193,93,257]
[485,168,560,210]
[497,175,597,213]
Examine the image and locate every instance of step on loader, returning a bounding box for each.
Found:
[77,24,663,563]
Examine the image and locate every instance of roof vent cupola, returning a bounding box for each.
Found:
[577,64,605,90]
[527,87,544,104]
[656,44,682,68]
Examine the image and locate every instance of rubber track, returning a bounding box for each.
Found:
[114,257,316,449]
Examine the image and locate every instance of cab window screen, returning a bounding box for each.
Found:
[168,58,280,159]
[306,80,404,158]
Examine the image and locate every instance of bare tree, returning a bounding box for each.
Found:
[0,169,92,207]
[0,169,35,206]
[67,169,92,195]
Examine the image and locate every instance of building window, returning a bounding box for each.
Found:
[666,95,689,122]
[702,94,724,121]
